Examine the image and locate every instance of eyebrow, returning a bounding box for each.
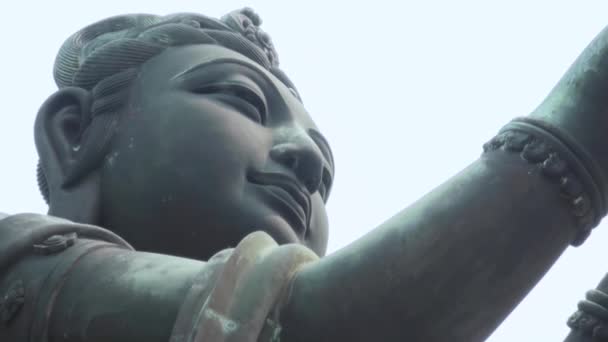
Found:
[173,57,291,107]
[172,58,272,84]
[308,129,335,173]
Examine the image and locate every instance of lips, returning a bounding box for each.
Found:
[247,170,311,236]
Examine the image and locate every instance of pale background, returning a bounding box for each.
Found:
[1,1,607,340]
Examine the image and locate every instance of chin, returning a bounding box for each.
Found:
[257,214,303,246]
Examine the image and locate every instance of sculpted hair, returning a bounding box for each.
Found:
[37,9,299,203]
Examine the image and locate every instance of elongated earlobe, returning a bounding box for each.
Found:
[34,87,101,224]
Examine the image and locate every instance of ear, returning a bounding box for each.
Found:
[34,87,101,224]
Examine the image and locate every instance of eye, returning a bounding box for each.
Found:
[319,167,333,202]
[192,83,267,124]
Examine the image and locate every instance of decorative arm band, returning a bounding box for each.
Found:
[483,117,606,246]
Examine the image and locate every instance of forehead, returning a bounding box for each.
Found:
[142,44,268,77]
[137,44,315,127]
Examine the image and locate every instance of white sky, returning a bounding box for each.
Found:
[1,1,608,340]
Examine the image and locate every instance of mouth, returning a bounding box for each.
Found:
[247,170,311,237]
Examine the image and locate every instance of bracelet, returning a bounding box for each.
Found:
[169,231,319,342]
[483,117,604,246]
[568,289,608,340]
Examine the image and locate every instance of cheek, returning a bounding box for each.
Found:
[164,99,273,166]
[105,100,274,199]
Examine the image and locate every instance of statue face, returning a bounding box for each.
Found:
[98,44,332,259]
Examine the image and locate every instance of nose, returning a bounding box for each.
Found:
[270,130,324,194]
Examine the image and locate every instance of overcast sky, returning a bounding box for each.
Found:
[2,1,608,340]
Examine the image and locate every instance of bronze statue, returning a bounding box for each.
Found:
[2,7,608,341]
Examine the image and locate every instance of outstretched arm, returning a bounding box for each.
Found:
[281,137,579,341]
[279,24,608,342]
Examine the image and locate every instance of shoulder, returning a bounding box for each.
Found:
[0,213,132,341]
[0,213,133,269]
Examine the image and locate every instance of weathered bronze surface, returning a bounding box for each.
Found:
[2,7,608,342]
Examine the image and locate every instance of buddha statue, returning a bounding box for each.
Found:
[2,7,608,342]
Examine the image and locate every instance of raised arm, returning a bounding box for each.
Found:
[278,25,608,342]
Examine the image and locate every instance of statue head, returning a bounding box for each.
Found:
[34,8,334,259]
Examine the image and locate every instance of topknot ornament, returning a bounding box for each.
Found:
[221,7,279,67]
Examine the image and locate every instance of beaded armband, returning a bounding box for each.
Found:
[568,288,608,340]
[483,117,606,246]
